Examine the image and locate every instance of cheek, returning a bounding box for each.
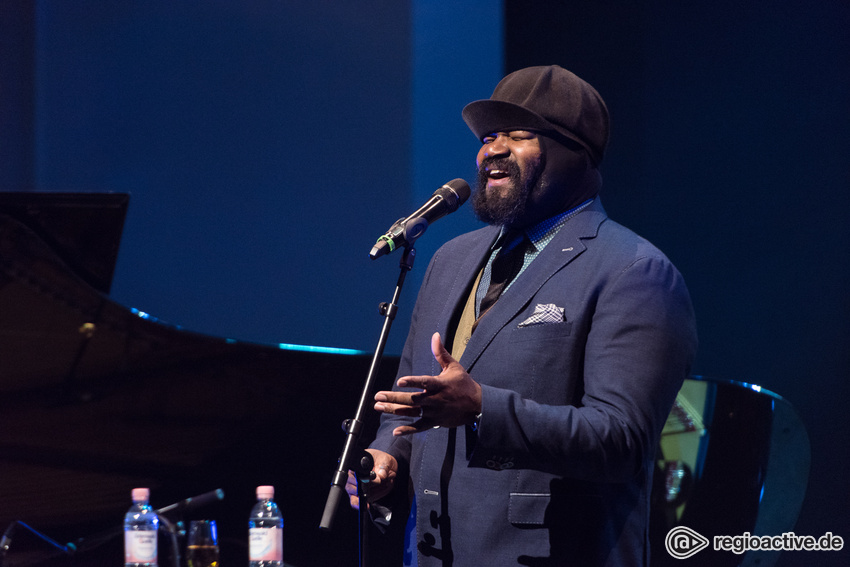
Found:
[539,139,586,180]
[476,146,488,168]
[513,144,543,177]
[520,155,544,182]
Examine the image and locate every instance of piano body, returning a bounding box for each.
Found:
[0,193,809,566]
[0,193,398,566]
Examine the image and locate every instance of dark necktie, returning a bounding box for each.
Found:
[476,231,530,324]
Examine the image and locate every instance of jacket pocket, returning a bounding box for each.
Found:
[508,492,550,525]
[509,321,572,343]
[508,491,605,527]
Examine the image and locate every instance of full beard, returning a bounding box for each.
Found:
[472,155,545,228]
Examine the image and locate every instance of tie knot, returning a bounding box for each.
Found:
[496,229,528,255]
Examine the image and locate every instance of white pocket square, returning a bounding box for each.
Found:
[518,303,565,327]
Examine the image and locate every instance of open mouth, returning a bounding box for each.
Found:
[487,168,509,180]
[478,159,518,193]
[485,167,514,190]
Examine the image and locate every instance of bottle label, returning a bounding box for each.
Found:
[249,527,282,561]
[125,530,158,564]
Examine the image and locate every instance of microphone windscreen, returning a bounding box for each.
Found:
[446,178,471,202]
[439,179,471,211]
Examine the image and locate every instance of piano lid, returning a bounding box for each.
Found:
[0,191,129,294]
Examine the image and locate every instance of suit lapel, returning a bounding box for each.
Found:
[459,201,608,371]
[433,226,500,352]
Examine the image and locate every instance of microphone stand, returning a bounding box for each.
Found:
[0,521,76,567]
[319,244,417,567]
[157,516,181,567]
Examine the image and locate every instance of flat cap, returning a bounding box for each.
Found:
[462,65,610,165]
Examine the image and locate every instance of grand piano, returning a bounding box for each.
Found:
[0,193,810,567]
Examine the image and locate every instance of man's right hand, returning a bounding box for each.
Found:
[345,448,398,510]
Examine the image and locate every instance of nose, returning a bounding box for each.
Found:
[478,134,509,164]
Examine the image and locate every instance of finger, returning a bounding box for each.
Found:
[374,401,424,417]
[430,332,456,371]
[374,463,389,480]
[392,418,433,436]
[367,448,392,465]
[375,390,418,404]
[345,471,358,496]
[396,375,438,391]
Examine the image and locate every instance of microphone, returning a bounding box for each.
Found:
[370,178,470,259]
[156,488,225,515]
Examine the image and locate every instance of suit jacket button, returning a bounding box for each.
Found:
[486,457,515,471]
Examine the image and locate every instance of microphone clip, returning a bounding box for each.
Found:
[373,216,429,257]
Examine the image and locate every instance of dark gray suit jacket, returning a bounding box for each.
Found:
[372,199,698,566]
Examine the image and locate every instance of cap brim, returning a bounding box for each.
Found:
[462,99,596,161]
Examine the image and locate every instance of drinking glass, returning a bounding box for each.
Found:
[186,520,219,567]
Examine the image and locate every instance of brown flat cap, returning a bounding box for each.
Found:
[462,65,610,165]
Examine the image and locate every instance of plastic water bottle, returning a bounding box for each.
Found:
[249,485,283,567]
[124,488,159,567]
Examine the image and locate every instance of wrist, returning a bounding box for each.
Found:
[470,382,483,431]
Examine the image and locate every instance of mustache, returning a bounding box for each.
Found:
[477,157,520,178]
[476,157,521,193]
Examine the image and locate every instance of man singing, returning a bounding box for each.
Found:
[348,65,698,566]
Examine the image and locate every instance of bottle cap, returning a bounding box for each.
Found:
[131,488,150,502]
[256,485,274,499]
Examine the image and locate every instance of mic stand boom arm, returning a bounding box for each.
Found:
[319,245,417,562]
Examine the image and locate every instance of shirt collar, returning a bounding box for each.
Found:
[492,198,595,251]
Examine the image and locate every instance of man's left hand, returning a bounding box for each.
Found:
[374,332,482,436]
